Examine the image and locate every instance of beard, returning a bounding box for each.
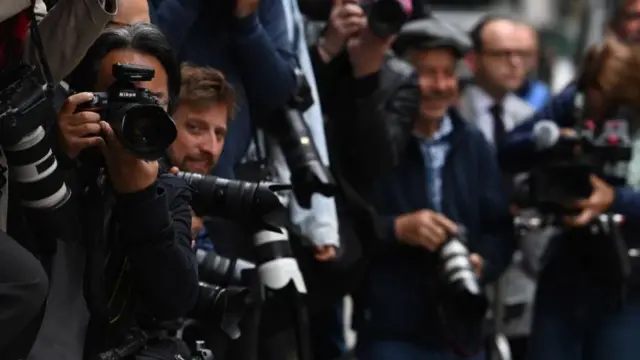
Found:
[179,156,215,174]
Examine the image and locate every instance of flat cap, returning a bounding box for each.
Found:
[394,17,471,58]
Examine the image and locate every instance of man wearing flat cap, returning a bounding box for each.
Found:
[354,17,515,360]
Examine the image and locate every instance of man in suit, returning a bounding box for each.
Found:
[458,15,548,360]
[459,15,534,144]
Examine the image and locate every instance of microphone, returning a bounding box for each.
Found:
[532,120,561,150]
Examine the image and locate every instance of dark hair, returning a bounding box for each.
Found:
[67,23,181,114]
[469,14,524,51]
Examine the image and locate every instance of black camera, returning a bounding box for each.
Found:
[188,282,251,340]
[77,63,177,160]
[263,70,336,208]
[513,115,632,214]
[175,171,290,228]
[365,0,412,38]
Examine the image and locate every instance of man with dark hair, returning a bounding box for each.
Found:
[460,15,540,360]
[28,23,198,360]
[463,15,533,138]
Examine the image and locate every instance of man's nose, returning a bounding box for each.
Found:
[434,76,450,92]
[199,133,218,158]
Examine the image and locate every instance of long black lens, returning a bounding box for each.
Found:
[175,172,290,220]
[278,106,336,207]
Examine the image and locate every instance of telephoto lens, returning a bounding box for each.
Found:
[436,228,488,355]
[265,70,336,208]
[196,249,255,287]
[175,171,290,221]
[437,227,488,319]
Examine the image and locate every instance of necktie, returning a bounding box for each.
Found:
[490,103,506,145]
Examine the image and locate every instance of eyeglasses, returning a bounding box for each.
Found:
[480,49,535,60]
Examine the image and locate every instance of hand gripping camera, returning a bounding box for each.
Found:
[77,63,177,160]
[436,227,488,356]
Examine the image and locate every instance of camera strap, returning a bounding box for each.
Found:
[26,1,54,97]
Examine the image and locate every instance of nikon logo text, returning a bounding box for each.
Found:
[118,91,136,98]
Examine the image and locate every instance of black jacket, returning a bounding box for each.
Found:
[310,49,419,189]
[76,164,199,354]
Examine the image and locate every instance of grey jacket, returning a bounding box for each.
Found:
[1,0,116,83]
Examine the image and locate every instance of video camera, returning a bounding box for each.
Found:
[512,93,633,215]
[77,63,177,161]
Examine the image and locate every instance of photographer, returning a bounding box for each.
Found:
[166,63,236,241]
[353,18,514,360]
[149,0,296,180]
[28,24,198,360]
[312,0,418,185]
[498,34,640,359]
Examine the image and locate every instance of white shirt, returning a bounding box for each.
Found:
[467,85,531,145]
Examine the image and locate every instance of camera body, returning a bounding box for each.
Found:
[365,0,412,38]
[514,108,632,215]
[77,63,177,160]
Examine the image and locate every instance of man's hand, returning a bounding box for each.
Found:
[564,175,615,227]
[347,29,394,78]
[314,245,337,262]
[235,0,259,19]
[191,209,204,241]
[394,210,458,251]
[99,121,158,193]
[469,253,484,278]
[58,92,104,159]
[319,0,366,60]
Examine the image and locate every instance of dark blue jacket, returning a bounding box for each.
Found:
[359,109,514,343]
[500,84,640,252]
[149,0,297,178]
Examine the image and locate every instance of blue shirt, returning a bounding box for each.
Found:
[414,116,454,211]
